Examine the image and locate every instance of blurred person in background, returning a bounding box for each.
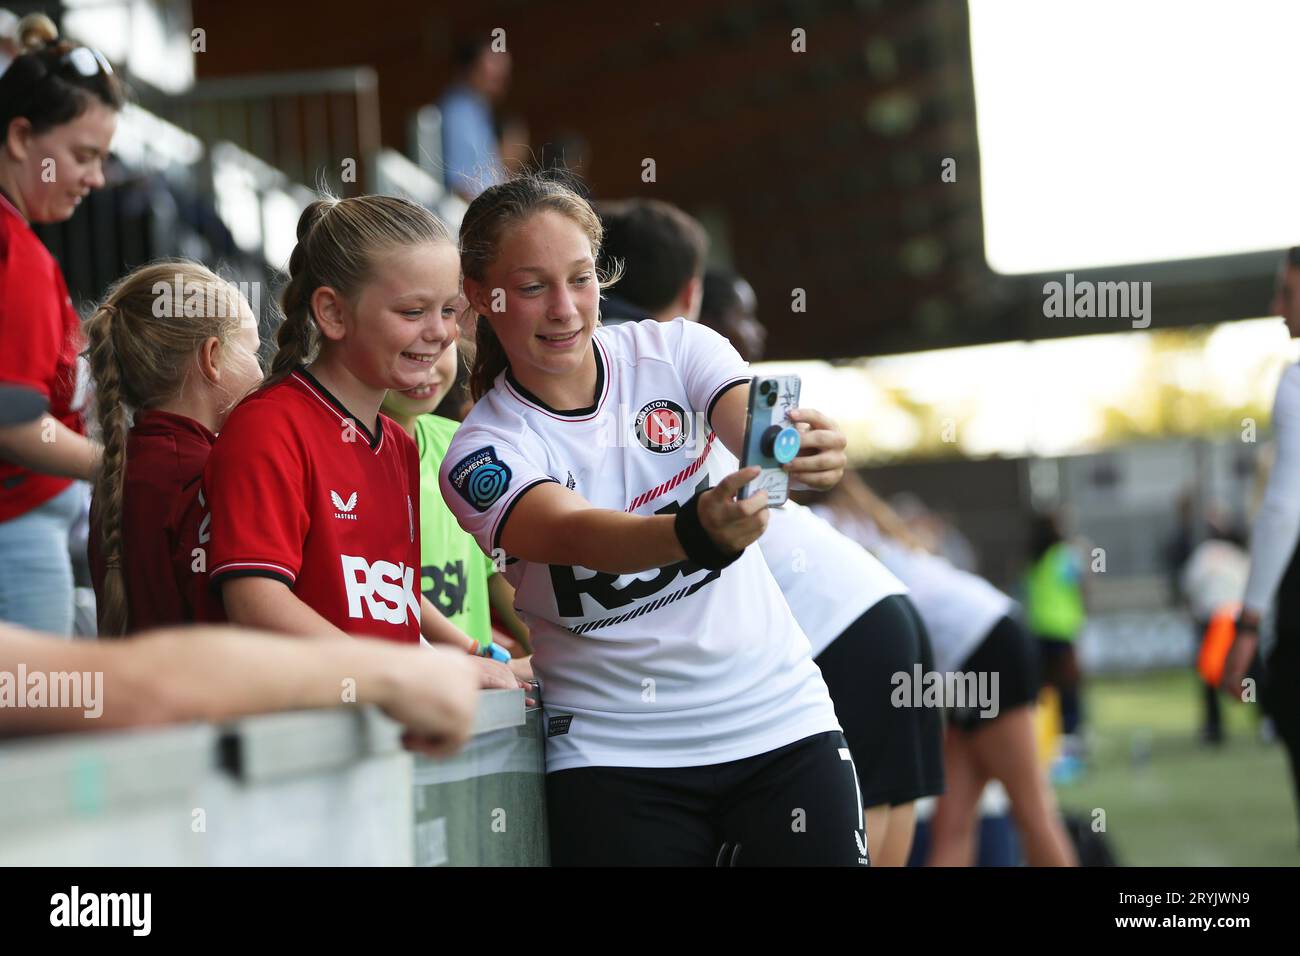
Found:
[699,267,945,866]
[1226,245,1300,843]
[890,492,978,573]
[0,618,479,756]
[0,15,123,635]
[0,9,18,75]
[1180,508,1249,746]
[1165,491,1198,605]
[439,36,511,203]
[817,474,1077,866]
[1024,510,1088,774]
[699,269,766,362]
[596,198,706,325]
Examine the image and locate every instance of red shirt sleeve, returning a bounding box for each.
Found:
[204,396,311,589]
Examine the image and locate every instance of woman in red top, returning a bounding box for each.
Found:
[0,15,124,634]
[84,261,263,635]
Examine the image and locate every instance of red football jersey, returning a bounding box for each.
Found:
[88,410,225,633]
[0,191,86,522]
[205,368,421,643]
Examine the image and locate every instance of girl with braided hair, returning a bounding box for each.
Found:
[83,262,262,635]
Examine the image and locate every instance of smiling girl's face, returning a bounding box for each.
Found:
[465,209,600,386]
[334,241,461,392]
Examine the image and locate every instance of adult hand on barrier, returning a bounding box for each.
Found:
[783,407,846,490]
[698,467,769,554]
[381,644,479,758]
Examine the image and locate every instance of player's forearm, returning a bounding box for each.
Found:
[552,510,685,574]
[0,416,100,481]
[220,578,352,640]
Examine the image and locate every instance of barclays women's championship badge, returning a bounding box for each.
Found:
[449,446,513,512]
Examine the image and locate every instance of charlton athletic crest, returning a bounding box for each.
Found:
[634,399,690,454]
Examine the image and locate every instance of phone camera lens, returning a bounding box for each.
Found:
[759,380,772,395]
[766,392,777,407]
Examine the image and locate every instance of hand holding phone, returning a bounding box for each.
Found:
[738,374,801,507]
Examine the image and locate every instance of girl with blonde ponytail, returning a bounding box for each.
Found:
[202,194,526,696]
[84,261,262,635]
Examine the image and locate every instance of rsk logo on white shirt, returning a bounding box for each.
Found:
[340,555,420,624]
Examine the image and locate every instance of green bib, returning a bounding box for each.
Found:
[414,415,496,647]
[1024,542,1085,641]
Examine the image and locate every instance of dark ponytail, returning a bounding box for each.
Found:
[468,315,510,401]
[0,14,126,138]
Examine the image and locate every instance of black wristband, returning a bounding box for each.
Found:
[674,491,744,571]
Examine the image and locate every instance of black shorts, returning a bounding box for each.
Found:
[814,594,945,807]
[545,731,869,866]
[948,615,1042,732]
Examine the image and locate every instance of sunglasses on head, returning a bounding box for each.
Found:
[61,46,113,78]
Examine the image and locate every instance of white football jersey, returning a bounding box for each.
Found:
[441,318,841,772]
[812,506,1014,673]
[759,500,908,657]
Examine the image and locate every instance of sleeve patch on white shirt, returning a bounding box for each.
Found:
[447,445,513,512]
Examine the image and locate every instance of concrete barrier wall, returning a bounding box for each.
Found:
[0,689,546,866]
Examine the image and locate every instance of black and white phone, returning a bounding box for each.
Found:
[738,374,801,507]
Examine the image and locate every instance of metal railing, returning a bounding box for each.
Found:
[138,67,383,199]
[0,689,547,866]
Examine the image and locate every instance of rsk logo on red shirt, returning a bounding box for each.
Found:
[340,555,420,624]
